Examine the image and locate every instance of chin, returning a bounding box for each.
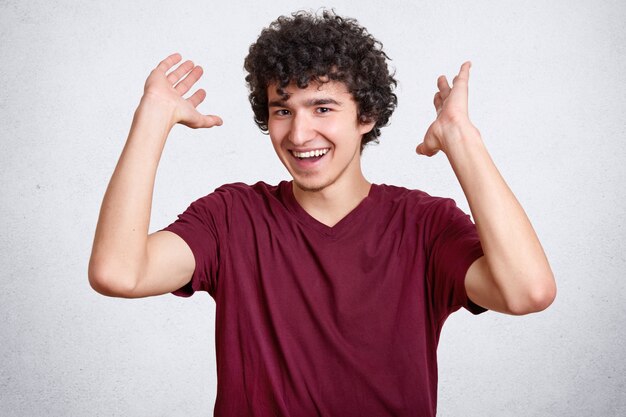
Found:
[293,176,334,193]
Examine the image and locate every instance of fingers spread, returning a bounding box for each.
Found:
[437,75,451,96]
[433,92,443,114]
[175,66,203,95]
[157,53,182,73]
[453,61,471,85]
[187,88,206,108]
[167,60,194,85]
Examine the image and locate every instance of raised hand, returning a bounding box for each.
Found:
[416,61,478,157]
[141,53,223,129]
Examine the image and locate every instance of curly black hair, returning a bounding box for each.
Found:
[244,10,398,151]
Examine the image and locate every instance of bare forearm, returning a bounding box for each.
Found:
[446,127,555,310]
[89,100,174,294]
[418,63,555,314]
[88,54,222,297]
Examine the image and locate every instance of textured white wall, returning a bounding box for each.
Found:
[1,0,625,416]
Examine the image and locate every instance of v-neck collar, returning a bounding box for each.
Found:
[280,180,380,239]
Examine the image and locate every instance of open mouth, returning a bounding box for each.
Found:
[291,148,330,160]
[291,148,330,162]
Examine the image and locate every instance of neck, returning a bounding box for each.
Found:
[292,174,371,227]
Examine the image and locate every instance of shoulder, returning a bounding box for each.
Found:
[185,181,292,223]
[374,183,454,212]
[195,181,284,204]
[172,181,287,234]
[373,184,469,232]
[213,181,277,195]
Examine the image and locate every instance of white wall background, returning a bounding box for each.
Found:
[1,0,625,416]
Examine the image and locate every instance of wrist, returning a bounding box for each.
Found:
[440,122,482,156]
[126,98,177,153]
[137,94,178,129]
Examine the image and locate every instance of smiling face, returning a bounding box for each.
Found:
[267,81,375,194]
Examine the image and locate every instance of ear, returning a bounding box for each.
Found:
[358,115,376,135]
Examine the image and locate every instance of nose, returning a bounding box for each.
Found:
[289,113,315,146]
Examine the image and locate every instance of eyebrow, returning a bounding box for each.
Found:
[268,98,343,108]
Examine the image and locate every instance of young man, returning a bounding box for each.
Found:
[89,11,556,417]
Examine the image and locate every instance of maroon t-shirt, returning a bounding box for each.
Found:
[164,181,485,417]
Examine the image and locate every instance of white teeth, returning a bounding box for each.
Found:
[293,149,329,159]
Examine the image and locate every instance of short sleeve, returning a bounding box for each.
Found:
[426,198,486,321]
[162,186,233,297]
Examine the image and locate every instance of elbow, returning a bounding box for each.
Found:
[88,258,141,298]
[506,275,557,316]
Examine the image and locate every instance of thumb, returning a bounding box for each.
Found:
[182,114,223,129]
[416,142,439,157]
[416,126,440,157]
[202,114,223,128]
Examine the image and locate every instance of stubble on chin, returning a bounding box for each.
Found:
[293,179,331,193]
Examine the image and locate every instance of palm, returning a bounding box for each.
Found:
[417,61,473,156]
[143,53,222,129]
